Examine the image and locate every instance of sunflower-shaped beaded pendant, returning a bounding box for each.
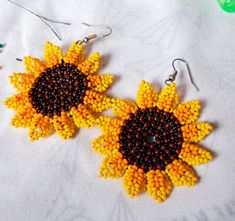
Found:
[5,42,114,141]
[92,80,213,203]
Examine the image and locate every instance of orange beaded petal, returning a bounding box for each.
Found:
[147,170,173,202]
[99,151,128,178]
[123,165,146,198]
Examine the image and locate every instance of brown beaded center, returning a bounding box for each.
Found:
[119,107,183,173]
[29,62,90,117]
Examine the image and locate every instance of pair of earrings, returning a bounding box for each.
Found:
[4,24,213,203]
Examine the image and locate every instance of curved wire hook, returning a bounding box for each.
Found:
[76,22,112,44]
[165,58,199,91]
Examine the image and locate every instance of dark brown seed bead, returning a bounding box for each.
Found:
[118,106,183,172]
[29,63,90,117]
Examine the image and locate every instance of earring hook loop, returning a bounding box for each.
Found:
[165,58,199,91]
[76,22,112,45]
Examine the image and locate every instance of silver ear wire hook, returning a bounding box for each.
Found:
[165,58,199,91]
[76,22,112,44]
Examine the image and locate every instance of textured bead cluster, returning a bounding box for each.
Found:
[87,74,114,92]
[157,83,179,112]
[29,62,90,117]
[181,122,212,143]
[52,111,76,139]
[10,73,35,92]
[84,91,114,113]
[173,100,200,124]
[119,107,183,172]
[29,114,53,141]
[179,143,212,165]
[165,159,198,186]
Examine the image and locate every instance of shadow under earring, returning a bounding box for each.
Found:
[5,23,115,141]
[92,59,213,203]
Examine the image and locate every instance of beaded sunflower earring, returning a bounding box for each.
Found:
[5,23,115,141]
[92,59,213,203]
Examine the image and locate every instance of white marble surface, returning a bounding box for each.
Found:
[0,0,235,220]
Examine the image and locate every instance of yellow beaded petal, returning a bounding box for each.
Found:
[96,116,124,135]
[70,104,96,128]
[87,74,114,92]
[136,80,158,109]
[84,90,113,112]
[165,160,198,187]
[11,106,36,128]
[146,170,173,203]
[29,114,53,141]
[23,56,46,77]
[63,42,84,65]
[4,92,29,111]
[52,112,75,139]
[78,52,100,75]
[44,42,63,67]
[113,99,138,120]
[123,165,146,198]
[157,83,179,112]
[9,73,35,92]
[179,143,213,166]
[99,151,128,178]
[92,134,120,155]
[182,122,213,143]
[174,100,201,124]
